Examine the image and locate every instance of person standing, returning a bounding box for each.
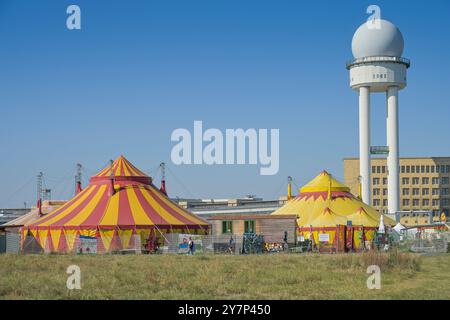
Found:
[228,235,235,254]
[188,237,195,255]
[283,231,289,251]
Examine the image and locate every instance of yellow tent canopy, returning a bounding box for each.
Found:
[309,207,347,227]
[272,170,395,227]
[347,207,380,227]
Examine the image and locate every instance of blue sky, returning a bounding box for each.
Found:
[0,0,449,207]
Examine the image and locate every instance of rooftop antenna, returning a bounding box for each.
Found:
[75,163,82,195]
[159,162,167,196]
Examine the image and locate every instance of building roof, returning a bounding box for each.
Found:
[207,214,297,221]
[344,156,450,160]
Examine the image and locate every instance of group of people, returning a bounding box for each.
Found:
[227,232,289,254]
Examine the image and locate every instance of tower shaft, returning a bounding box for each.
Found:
[359,86,371,205]
[387,86,399,214]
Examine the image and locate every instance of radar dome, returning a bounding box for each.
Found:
[351,19,404,59]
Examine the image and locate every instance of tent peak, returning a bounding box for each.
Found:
[300,170,350,193]
[91,155,151,185]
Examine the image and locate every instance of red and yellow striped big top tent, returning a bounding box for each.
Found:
[23,155,210,253]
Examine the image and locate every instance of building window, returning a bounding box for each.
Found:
[441,188,449,196]
[442,177,449,185]
[383,188,387,196]
[412,199,420,207]
[412,188,420,196]
[416,165,420,173]
[373,199,380,206]
[437,165,440,173]
[422,177,429,185]
[411,166,415,173]
[373,188,380,196]
[373,177,380,185]
[432,188,439,195]
[406,166,410,173]
[412,177,419,185]
[422,188,429,196]
[401,166,405,173]
[372,166,376,174]
[426,165,430,173]
[446,165,450,173]
[222,221,233,234]
[423,199,430,206]
[431,166,435,173]
[402,188,410,196]
[441,199,449,206]
[382,178,387,185]
[433,199,440,206]
[403,199,410,206]
[432,177,439,185]
[382,166,386,174]
[421,165,425,173]
[376,166,381,174]
[383,199,388,206]
[244,220,255,234]
[402,177,410,185]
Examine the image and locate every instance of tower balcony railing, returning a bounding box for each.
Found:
[346,56,410,69]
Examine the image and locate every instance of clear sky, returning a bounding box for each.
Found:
[1,0,449,207]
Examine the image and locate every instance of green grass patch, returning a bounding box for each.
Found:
[0,252,448,300]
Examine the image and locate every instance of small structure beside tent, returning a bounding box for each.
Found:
[0,201,66,253]
[207,214,297,243]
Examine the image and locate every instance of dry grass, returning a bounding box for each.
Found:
[0,252,448,300]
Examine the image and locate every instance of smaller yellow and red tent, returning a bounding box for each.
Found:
[272,170,395,227]
[23,155,210,253]
[272,170,394,252]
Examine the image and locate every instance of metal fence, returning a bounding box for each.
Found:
[15,230,450,255]
[410,237,447,253]
[16,232,293,255]
[161,234,245,254]
[398,231,450,254]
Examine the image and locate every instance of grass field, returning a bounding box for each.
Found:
[0,252,449,299]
